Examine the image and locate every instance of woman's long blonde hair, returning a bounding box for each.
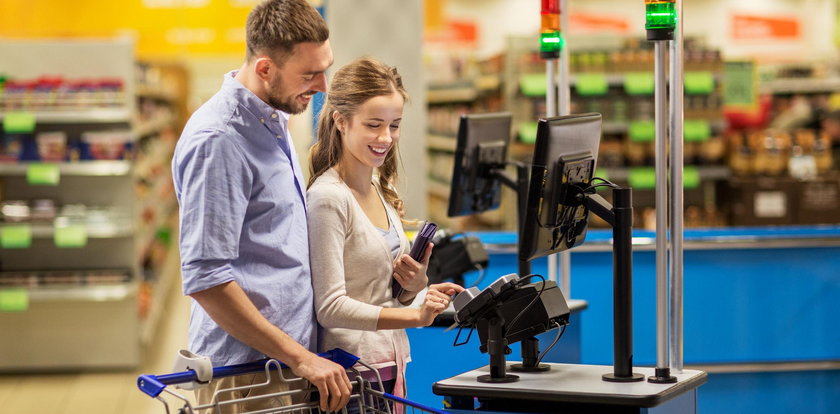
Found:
[308,57,409,217]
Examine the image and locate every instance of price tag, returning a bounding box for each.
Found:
[575,73,609,96]
[684,166,700,189]
[623,72,655,95]
[54,224,88,248]
[685,71,715,94]
[520,73,547,97]
[723,61,757,109]
[1,225,32,249]
[27,163,60,186]
[629,120,656,142]
[0,289,29,312]
[2,111,36,133]
[518,121,539,144]
[684,120,711,142]
[628,167,656,189]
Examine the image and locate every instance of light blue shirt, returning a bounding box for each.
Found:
[172,71,316,366]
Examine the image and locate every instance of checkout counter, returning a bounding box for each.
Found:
[406,225,840,414]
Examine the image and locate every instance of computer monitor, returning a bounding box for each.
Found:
[519,113,602,262]
[447,113,512,217]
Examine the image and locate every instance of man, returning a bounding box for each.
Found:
[171,0,351,411]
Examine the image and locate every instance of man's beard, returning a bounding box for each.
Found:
[268,93,306,115]
[267,73,310,115]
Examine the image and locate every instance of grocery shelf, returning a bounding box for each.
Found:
[427,134,457,152]
[763,77,840,94]
[17,222,134,239]
[25,282,135,302]
[599,165,730,182]
[0,161,132,176]
[0,108,132,124]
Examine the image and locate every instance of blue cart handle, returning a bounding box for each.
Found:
[138,348,359,398]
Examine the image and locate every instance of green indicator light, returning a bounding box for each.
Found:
[645,3,677,30]
[540,31,564,55]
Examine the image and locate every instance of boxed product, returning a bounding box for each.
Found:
[36,131,67,161]
[724,177,798,226]
[80,130,132,160]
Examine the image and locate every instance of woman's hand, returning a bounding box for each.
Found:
[393,243,433,293]
[417,282,465,326]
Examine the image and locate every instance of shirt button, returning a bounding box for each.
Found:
[271,113,278,119]
[260,118,265,123]
[277,135,283,138]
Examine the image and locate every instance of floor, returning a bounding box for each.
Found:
[0,286,195,414]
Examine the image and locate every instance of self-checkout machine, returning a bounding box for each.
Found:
[432,1,707,412]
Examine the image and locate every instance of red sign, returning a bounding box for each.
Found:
[569,12,630,34]
[732,14,801,41]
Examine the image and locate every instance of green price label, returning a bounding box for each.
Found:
[723,61,756,108]
[628,167,656,189]
[54,224,88,248]
[27,163,60,186]
[684,166,700,189]
[519,121,539,144]
[629,120,656,142]
[520,73,547,97]
[684,120,711,142]
[575,73,608,96]
[1,225,32,249]
[0,289,29,312]
[685,71,715,95]
[2,111,36,133]
[624,72,655,95]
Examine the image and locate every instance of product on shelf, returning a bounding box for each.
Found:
[1,200,29,222]
[80,130,133,160]
[0,75,126,111]
[35,131,68,161]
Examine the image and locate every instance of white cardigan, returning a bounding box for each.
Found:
[306,168,411,370]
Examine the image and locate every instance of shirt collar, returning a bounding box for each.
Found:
[223,71,290,135]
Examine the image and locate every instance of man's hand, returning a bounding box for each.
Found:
[290,352,352,411]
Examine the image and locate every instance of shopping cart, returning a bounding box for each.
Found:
[137,348,446,414]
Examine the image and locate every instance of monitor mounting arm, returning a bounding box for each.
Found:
[583,186,645,382]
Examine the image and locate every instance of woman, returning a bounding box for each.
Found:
[306,57,463,402]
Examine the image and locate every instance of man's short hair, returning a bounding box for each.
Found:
[246,0,329,64]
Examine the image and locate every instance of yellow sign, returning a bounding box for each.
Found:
[0,0,267,57]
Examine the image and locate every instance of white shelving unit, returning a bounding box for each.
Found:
[0,39,179,371]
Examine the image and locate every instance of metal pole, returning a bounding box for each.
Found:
[654,40,670,373]
[546,58,560,285]
[555,0,572,299]
[669,0,685,374]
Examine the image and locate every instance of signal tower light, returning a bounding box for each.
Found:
[540,0,563,59]
[645,0,677,41]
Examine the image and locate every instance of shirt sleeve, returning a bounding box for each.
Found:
[173,130,252,295]
[307,186,382,331]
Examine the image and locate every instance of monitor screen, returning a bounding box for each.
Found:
[519,113,602,262]
[447,112,512,217]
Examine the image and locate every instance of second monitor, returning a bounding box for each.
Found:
[519,112,603,262]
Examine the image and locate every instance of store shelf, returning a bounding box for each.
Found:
[427,179,451,199]
[24,283,135,302]
[599,165,730,182]
[8,222,135,240]
[427,134,457,152]
[0,161,132,176]
[763,77,840,94]
[0,108,132,124]
[134,111,175,139]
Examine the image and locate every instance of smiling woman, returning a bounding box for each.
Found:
[305,57,464,410]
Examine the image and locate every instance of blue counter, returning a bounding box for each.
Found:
[405,225,840,413]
